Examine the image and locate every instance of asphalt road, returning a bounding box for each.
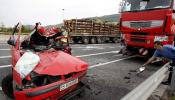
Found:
[0,42,163,100]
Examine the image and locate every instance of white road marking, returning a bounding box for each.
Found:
[72,46,118,49]
[89,56,136,69]
[113,54,123,57]
[0,87,2,91]
[0,56,11,59]
[82,49,93,51]
[71,44,115,47]
[0,44,8,45]
[89,43,116,46]
[76,51,119,57]
[85,46,103,49]
[0,42,7,44]
[72,47,105,49]
[109,47,116,48]
[0,49,10,51]
[0,65,12,68]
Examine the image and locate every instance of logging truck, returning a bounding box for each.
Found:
[64,19,120,44]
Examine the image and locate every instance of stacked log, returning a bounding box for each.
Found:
[64,19,119,35]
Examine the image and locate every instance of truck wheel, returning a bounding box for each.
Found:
[110,37,116,43]
[104,37,109,43]
[1,74,14,98]
[90,37,96,44]
[126,46,133,51]
[83,37,89,44]
[100,37,105,43]
[73,38,79,44]
[109,37,115,43]
[97,37,102,44]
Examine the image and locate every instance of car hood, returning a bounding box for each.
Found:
[33,51,88,76]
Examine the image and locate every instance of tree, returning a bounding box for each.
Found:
[0,22,5,32]
[21,25,32,34]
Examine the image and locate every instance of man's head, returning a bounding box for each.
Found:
[154,41,163,50]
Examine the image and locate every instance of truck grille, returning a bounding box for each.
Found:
[130,38,147,43]
[130,22,151,28]
[131,32,148,36]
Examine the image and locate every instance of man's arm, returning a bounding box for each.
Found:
[170,45,175,52]
[142,49,160,66]
[142,56,156,66]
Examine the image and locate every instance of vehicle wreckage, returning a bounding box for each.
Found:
[1,23,88,100]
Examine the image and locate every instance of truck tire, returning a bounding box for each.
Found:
[97,37,102,44]
[110,37,116,43]
[90,37,96,44]
[100,37,105,43]
[109,37,115,43]
[126,46,134,51]
[1,74,14,98]
[83,37,89,44]
[104,37,110,43]
[73,37,79,44]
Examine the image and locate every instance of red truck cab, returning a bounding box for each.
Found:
[120,0,175,55]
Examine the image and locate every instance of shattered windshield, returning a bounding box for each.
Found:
[122,0,172,12]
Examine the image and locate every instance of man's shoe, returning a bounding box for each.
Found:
[161,81,170,85]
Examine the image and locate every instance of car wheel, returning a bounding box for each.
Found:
[1,74,14,98]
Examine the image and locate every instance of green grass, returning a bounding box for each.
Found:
[169,96,175,100]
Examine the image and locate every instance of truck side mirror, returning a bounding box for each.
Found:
[7,39,16,46]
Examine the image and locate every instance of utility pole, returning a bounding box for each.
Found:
[62,9,65,22]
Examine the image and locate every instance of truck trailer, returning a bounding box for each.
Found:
[64,19,120,44]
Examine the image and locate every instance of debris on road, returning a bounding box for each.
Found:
[124,76,131,80]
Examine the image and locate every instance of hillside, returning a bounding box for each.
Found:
[23,14,120,29]
[46,14,120,28]
[89,14,120,23]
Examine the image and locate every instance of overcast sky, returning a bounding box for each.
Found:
[0,0,121,27]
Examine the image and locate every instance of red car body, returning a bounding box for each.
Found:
[120,0,175,55]
[4,23,88,100]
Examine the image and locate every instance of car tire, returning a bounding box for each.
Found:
[1,74,14,98]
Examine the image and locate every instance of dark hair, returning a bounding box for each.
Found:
[154,41,163,46]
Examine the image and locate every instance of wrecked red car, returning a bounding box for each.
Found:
[1,23,88,100]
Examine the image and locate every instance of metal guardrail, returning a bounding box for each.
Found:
[121,62,170,100]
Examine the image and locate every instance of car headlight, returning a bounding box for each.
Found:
[154,36,168,42]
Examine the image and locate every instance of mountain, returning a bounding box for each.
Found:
[22,14,120,29]
[89,14,120,23]
[45,14,121,28]
[46,23,63,29]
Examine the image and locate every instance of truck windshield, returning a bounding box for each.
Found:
[122,0,172,12]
